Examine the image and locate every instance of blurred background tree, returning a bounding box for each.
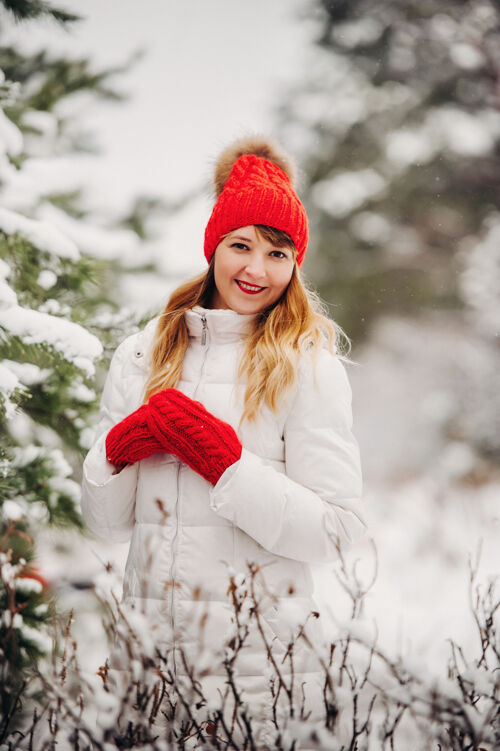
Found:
[277,0,500,344]
[276,0,500,467]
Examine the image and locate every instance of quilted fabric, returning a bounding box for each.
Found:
[81,305,365,738]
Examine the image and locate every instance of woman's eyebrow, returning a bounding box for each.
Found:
[230,234,253,242]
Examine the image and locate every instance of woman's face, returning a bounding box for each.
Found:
[210,225,295,314]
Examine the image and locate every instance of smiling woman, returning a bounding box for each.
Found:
[81,135,365,746]
[211,225,295,312]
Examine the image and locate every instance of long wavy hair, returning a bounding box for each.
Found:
[143,226,351,422]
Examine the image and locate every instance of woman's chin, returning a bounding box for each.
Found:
[230,298,268,315]
[214,290,269,315]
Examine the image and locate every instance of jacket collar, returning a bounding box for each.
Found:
[185,305,257,344]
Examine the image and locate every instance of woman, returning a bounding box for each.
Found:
[81,136,365,746]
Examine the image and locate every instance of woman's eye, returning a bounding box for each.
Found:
[270,250,287,259]
[231,243,249,250]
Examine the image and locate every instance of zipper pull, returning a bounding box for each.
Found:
[201,314,207,346]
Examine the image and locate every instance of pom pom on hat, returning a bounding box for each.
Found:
[212,136,297,197]
[204,136,309,266]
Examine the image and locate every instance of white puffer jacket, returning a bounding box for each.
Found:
[81,305,365,738]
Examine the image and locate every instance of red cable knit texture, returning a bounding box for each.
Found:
[147,389,242,485]
[105,404,163,470]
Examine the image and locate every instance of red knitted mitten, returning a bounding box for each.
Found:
[146,389,242,485]
[105,404,164,470]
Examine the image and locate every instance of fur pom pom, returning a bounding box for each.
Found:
[213,135,296,197]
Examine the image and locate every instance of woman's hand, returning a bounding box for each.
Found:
[105,404,164,471]
[146,388,242,485]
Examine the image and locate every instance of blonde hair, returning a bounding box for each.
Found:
[143,226,351,422]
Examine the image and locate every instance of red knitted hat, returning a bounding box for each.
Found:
[204,137,309,266]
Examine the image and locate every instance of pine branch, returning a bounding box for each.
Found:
[0,0,80,24]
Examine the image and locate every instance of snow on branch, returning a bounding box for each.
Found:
[0,306,102,376]
[0,207,80,261]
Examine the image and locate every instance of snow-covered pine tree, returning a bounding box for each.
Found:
[0,7,156,736]
[277,0,500,343]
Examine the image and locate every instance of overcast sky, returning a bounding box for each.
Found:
[5,0,313,208]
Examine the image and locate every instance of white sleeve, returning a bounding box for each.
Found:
[208,349,365,563]
[81,338,139,543]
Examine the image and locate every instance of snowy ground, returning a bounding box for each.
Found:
[37,311,500,684]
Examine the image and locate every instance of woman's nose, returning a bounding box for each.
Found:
[244,254,266,278]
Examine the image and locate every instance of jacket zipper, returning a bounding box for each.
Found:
[169,462,181,676]
[170,310,208,675]
[201,313,207,346]
[194,313,210,398]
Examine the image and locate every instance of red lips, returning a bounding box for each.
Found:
[235,279,265,295]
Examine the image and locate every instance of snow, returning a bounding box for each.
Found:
[1,610,23,629]
[312,169,387,218]
[79,427,96,450]
[0,278,18,308]
[0,362,21,418]
[0,206,80,260]
[350,211,392,244]
[430,107,498,157]
[389,45,416,74]
[438,441,476,479]
[384,107,500,170]
[334,616,377,644]
[154,191,211,277]
[449,43,485,70]
[37,269,57,290]
[332,313,500,667]
[0,305,103,376]
[333,18,384,49]
[0,361,20,395]
[11,444,43,467]
[459,213,500,339]
[49,476,81,505]
[3,360,52,386]
[429,13,457,43]
[283,51,370,139]
[36,203,140,261]
[0,258,17,308]
[16,576,43,594]
[0,258,11,279]
[45,447,73,480]
[28,501,49,523]
[38,298,70,316]
[21,109,58,140]
[2,500,24,521]
[461,667,495,696]
[20,621,52,653]
[0,155,93,214]
[385,127,437,167]
[67,380,96,403]
[0,109,23,156]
